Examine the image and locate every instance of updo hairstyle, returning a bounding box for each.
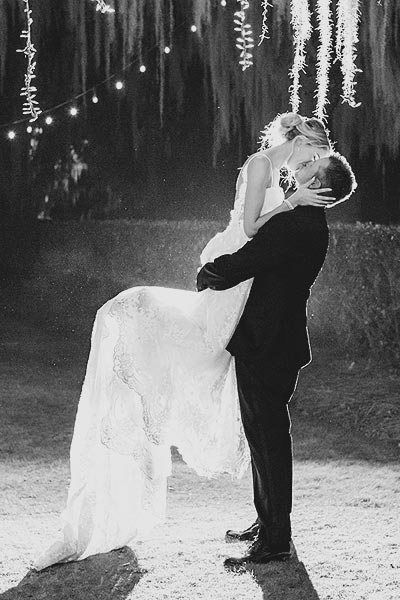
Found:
[259,112,332,151]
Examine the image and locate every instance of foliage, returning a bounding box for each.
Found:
[310,221,400,362]
[36,141,90,221]
[1,219,399,364]
[1,1,400,223]
[1,1,400,163]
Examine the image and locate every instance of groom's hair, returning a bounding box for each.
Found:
[318,152,357,206]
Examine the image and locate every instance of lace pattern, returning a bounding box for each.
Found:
[34,153,285,570]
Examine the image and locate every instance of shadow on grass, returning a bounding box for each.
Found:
[236,545,320,600]
[0,547,144,600]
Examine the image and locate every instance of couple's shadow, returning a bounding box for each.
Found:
[1,544,320,600]
[227,543,320,600]
[0,547,143,600]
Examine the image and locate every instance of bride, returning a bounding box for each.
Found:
[34,112,333,570]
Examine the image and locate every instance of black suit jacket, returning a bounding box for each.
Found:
[196,207,329,370]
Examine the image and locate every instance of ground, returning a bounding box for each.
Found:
[0,315,399,600]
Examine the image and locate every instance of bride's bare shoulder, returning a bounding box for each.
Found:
[236,152,272,189]
[245,152,272,183]
[246,151,271,164]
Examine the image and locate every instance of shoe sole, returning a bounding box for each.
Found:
[224,552,291,569]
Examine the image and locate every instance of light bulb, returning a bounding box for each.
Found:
[164,46,171,54]
[139,65,146,73]
[45,116,53,125]
[26,126,33,133]
[92,94,99,103]
[70,107,78,116]
[191,25,197,32]
[221,0,227,5]
[115,80,124,90]
[7,130,16,140]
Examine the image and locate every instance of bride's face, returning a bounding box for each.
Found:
[295,156,331,185]
[287,138,330,173]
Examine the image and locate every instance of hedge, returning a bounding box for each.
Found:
[309,222,400,362]
[2,219,399,363]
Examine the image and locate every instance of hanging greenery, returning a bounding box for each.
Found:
[91,0,114,13]
[16,0,41,121]
[288,0,312,113]
[233,0,255,70]
[1,0,399,166]
[314,0,333,120]
[258,0,273,44]
[336,0,361,107]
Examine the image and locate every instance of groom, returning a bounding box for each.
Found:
[197,152,356,567]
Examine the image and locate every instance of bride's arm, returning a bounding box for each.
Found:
[248,178,336,238]
[250,201,292,236]
[243,156,273,238]
[244,157,296,238]
[197,214,301,291]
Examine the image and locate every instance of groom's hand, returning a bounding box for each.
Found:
[196,263,227,291]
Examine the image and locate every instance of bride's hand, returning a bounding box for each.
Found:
[289,177,335,207]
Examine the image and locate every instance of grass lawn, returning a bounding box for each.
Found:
[0,315,399,600]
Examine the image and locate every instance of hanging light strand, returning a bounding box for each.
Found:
[258,0,273,45]
[5,1,369,133]
[314,0,333,120]
[336,0,362,107]
[289,0,312,113]
[1,16,192,131]
[234,0,254,70]
[16,0,41,122]
[91,0,115,14]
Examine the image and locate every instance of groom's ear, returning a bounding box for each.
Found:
[309,177,322,189]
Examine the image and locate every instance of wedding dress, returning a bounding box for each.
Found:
[34,153,285,570]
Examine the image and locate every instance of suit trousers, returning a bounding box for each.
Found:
[234,354,300,547]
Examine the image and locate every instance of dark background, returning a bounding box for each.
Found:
[0,0,399,226]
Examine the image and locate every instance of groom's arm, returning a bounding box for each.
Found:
[197,213,300,291]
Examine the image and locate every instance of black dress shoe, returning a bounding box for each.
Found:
[225,519,260,542]
[224,538,291,569]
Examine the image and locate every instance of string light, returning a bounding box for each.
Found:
[45,116,53,125]
[1,12,192,137]
[234,1,254,70]
[14,0,113,123]
[91,0,115,14]
[5,1,365,133]
[7,131,16,140]
[16,0,42,122]
[1,22,163,132]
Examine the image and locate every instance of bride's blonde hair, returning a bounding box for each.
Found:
[259,112,332,151]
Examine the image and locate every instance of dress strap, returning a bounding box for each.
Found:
[243,153,274,186]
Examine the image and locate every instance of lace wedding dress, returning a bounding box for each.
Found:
[34,153,285,570]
